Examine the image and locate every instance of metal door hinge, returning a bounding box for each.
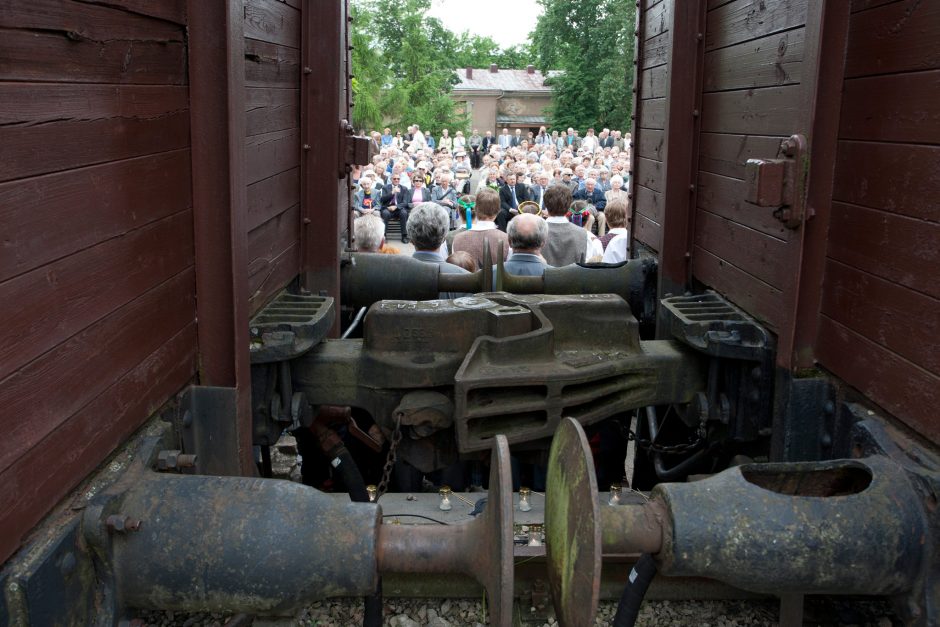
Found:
[745,134,808,229]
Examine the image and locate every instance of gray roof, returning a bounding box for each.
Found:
[496,115,548,125]
[453,68,559,93]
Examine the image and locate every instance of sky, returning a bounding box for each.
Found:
[427,0,543,48]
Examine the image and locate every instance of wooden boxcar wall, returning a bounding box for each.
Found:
[0,1,198,564]
[244,0,303,314]
[816,0,940,444]
[632,0,671,252]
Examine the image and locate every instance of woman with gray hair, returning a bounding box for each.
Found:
[431,171,458,227]
[354,214,387,253]
[605,174,629,208]
[407,203,470,298]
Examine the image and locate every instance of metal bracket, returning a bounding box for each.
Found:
[744,133,808,229]
[340,119,372,178]
[249,290,334,364]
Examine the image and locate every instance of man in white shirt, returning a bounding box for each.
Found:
[601,197,631,263]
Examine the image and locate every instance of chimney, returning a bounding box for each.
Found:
[489,63,498,73]
[466,67,473,79]
[526,65,535,74]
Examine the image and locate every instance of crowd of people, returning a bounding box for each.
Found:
[353,124,634,267]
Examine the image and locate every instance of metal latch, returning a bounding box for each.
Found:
[744,134,808,229]
[339,119,374,178]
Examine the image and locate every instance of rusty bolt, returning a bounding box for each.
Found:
[303,144,311,150]
[157,449,197,471]
[303,66,312,74]
[689,184,696,192]
[303,217,312,224]
[696,32,703,41]
[692,109,700,117]
[106,515,142,534]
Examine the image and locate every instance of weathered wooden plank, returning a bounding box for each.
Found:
[708,0,736,10]
[0,150,192,283]
[703,26,804,91]
[641,30,670,70]
[845,0,940,78]
[840,70,940,144]
[636,128,665,161]
[245,87,299,136]
[244,0,300,48]
[638,97,666,130]
[644,0,671,41]
[0,326,196,558]
[0,30,187,84]
[0,320,196,565]
[246,128,300,185]
[694,209,788,289]
[695,170,789,238]
[691,245,784,330]
[698,132,786,179]
[828,201,940,299]
[247,167,300,231]
[816,315,940,445]
[72,0,187,24]
[822,259,939,376]
[705,0,807,52]
[0,0,184,41]
[640,64,668,100]
[0,84,190,182]
[643,0,664,11]
[245,38,300,88]
[701,84,803,136]
[0,268,196,476]
[0,211,194,382]
[248,203,300,270]
[850,0,900,12]
[634,184,663,224]
[833,140,940,222]
[249,242,300,313]
[634,157,663,193]
[633,212,663,253]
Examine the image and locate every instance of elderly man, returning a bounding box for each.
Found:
[528,172,551,212]
[452,188,510,268]
[381,172,410,243]
[498,127,512,149]
[541,185,603,266]
[354,213,387,252]
[497,172,529,231]
[407,203,470,298]
[573,177,608,235]
[502,213,549,276]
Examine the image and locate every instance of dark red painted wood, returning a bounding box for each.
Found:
[0,150,192,282]
[844,0,940,78]
[0,321,196,566]
[245,87,299,136]
[816,316,940,445]
[698,133,785,179]
[695,171,787,238]
[703,27,804,92]
[0,210,194,382]
[827,202,940,300]
[705,0,808,51]
[249,243,300,311]
[694,209,788,289]
[248,203,301,273]
[0,85,190,182]
[0,0,185,40]
[245,39,300,89]
[637,97,666,130]
[832,141,940,222]
[633,213,663,252]
[187,0,254,474]
[244,0,300,48]
[0,269,196,476]
[636,128,665,161]
[821,259,940,376]
[634,185,663,225]
[246,129,301,185]
[692,246,784,330]
[0,31,187,84]
[700,85,803,136]
[634,157,664,193]
[640,65,668,99]
[840,70,940,144]
[641,31,670,69]
[247,167,301,231]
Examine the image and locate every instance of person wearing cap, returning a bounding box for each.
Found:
[560,168,578,193]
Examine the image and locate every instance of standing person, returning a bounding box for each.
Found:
[498,128,511,149]
[452,188,510,269]
[502,213,549,276]
[469,129,483,168]
[511,129,523,147]
[380,172,410,243]
[453,130,467,153]
[541,185,603,266]
[482,130,495,155]
[439,129,453,153]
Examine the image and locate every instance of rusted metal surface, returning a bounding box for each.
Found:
[342,253,659,325]
[296,294,706,463]
[600,503,665,557]
[545,417,602,627]
[377,435,514,626]
[187,0,254,476]
[248,291,335,363]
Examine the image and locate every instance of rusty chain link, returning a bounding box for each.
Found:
[375,413,403,500]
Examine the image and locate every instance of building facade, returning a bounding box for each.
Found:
[451,65,556,136]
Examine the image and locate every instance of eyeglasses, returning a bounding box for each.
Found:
[392,178,400,181]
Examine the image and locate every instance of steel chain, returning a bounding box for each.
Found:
[626,430,704,455]
[375,414,403,500]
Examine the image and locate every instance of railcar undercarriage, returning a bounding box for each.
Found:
[2,258,937,627]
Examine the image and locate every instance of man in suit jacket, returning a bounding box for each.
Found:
[502,213,549,276]
[381,173,410,242]
[497,173,529,231]
[482,130,495,154]
[528,172,551,213]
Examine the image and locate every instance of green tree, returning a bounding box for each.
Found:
[531,0,635,131]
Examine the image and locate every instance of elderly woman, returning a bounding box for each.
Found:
[453,130,466,152]
[605,174,630,208]
[477,167,501,194]
[353,176,381,217]
[431,171,458,227]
